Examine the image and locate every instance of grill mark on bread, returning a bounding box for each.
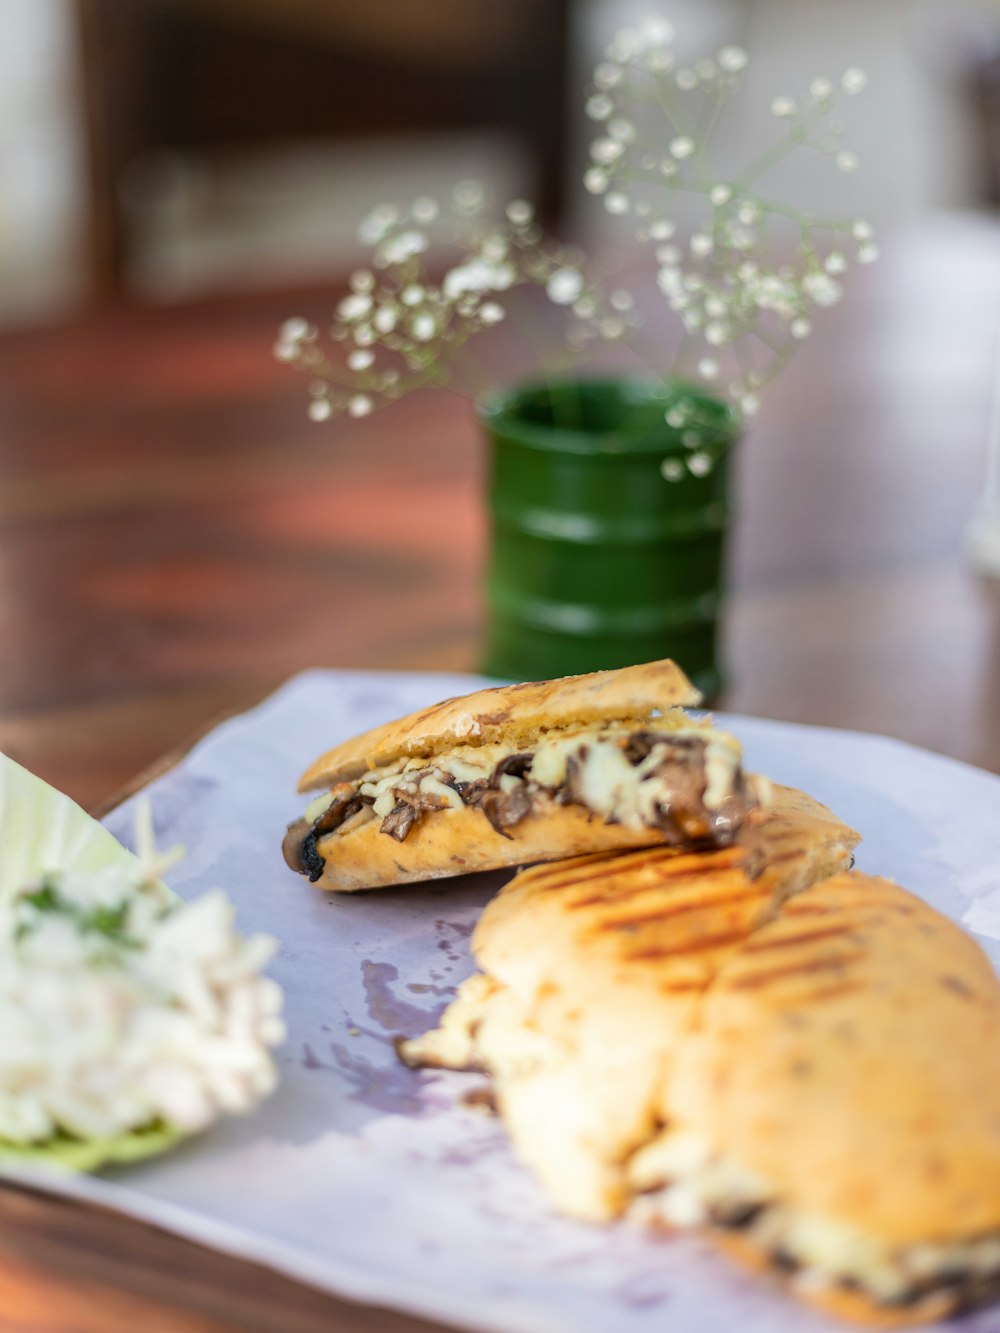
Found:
[726,948,867,990]
[788,980,866,1004]
[586,847,741,878]
[600,883,772,931]
[529,847,689,894]
[570,861,744,908]
[779,901,838,916]
[759,849,808,867]
[740,922,858,953]
[625,926,754,959]
[527,856,658,894]
[533,863,658,895]
[941,974,978,1000]
[568,858,757,911]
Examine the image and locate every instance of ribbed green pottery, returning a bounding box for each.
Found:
[479,378,739,698]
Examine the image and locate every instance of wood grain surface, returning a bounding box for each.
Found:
[0,215,999,1331]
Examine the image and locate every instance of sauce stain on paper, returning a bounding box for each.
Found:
[327,1041,426,1115]
[406,981,455,997]
[362,959,452,1033]
[298,952,466,1117]
[298,1037,428,1115]
[301,1042,324,1070]
[615,1272,671,1311]
[434,918,474,963]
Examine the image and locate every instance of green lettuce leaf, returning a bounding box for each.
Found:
[0,1122,187,1173]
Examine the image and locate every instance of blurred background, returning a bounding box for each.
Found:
[5,0,1000,812]
[3,0,1000,323]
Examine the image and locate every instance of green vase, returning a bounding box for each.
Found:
[478,377,739,699]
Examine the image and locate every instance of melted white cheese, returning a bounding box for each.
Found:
[304,792,334,823]
[311,719,748,839]
[702,736,742,811]
[629,1127,999,1302]
[418,774,465,809]
[372,789,397,818]
[534,729,734,831]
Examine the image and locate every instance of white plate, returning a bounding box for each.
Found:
[11,670,1000,1333]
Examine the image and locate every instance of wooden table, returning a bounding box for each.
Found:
[0,214,999,1330]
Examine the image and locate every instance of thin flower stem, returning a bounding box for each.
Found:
[294,360,354,389]
[278,23,875,430]
[494,289,565,368]
[615,167,713,198]
[735,102,836,189]
[691,85,731,189]
[673,331,697,381]
[746,325,785,357]
[750,343,793,390]
[749,195,842,231]
[436,336,493,399]
[731,333,756,394]
[648,70,697,139]
[619,335,668,378]
[733,131,801,190]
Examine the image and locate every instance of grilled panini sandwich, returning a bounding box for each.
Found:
[400,785,858,1219]
[401,796,1000,1325]
[283,659,765,892]
[634,871,1000,1325]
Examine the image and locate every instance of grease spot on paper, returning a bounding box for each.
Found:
[362,960,451,1033]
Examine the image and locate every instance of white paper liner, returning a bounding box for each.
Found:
[4,668,1000,1333]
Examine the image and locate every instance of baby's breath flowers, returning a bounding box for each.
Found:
[278,17,876,479]
[276,183,633,423]
[583,16,876,438]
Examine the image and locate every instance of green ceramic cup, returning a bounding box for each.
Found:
[478,377,739,698]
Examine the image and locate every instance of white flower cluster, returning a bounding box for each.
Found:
[0,847,284,1144]
[582,16,877,454]
[278,18,877,468]
[276,183,632,422]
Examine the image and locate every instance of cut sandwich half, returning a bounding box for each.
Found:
[401,794,1000,1325]
[400,785,859,1220]
[283,658,768,892]
[631,872,1000,1325]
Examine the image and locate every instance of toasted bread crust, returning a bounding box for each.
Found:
[473,784,860,984]
[670,871,1000,1246]
[714,1232,956,1328]
[398,787,860,1221]
[310,802,672,892]
[799,1280,954,1329]
[398,782,1000,1319]
[297,658,701,791]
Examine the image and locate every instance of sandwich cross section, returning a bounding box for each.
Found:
[284,660,766,892]
[395,789,1000,1322]
[399,785,858,1219]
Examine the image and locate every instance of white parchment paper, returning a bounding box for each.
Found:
[9,669,1000,1333]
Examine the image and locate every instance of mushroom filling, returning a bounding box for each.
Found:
[628,1131,1000,1310]
[284,724,760,882]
